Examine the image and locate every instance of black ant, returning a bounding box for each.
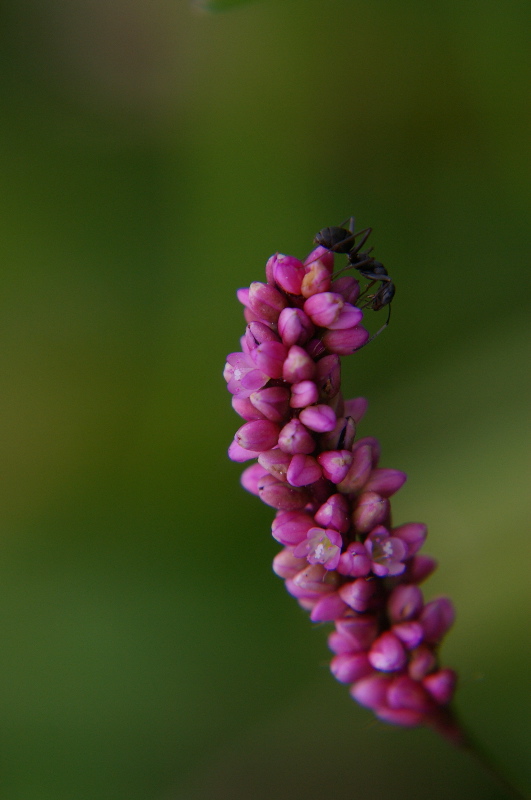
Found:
[313,217,395,337]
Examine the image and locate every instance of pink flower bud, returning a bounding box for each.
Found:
[278,419,316,454]
[291,564,339,594]
[257,474,310,510]
[419,598,455,643]
[310,592,349,622]
[327,303,363,330]
[248,281,287,322]
[282,345,316,383]
[334,615,379,652]
[271,253,305,295]
[251,341,288,379]
[322,325,369,355]
[244,321,280,351]
[406,555,438,584]
[337,542,371,577]
[304,246,334,272]
[290,380,319,408]
[235,420,280,452]
[343,397,368,422]
[408,645,437,681]
[330,653,373,684]
[240,462,269,495]
[315,354,341,400]
[304,292,345,327]
[387,676,434,714]
[317,449,353,484]
[388,585,424,623]
[364,468,407,497]
[301,260,331,297]
[272,548,307,579]
[287,454,322,487]
[375,707,424,728]
[423,669,457,706]
[350,674,390,710]
[319,415,356,451]
[271,510,315,546]
[392,621,424,649]
[277,307,314,347]
[351,436,380,467]
[258,449,291,482]
[368,631,407,672]
[338,578,379,613]
[352,492,389,533]
[250,386,290,422]
[299,404,337,433]
[228,440,262,462]
[392,522,428,557]
[314,493,350,533]
[337,444,373,493]
[232,395,267,421]
[331,275,360,304]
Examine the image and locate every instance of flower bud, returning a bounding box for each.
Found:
[258,474,310,510]
[310,592,349,623]
[271,510,314,546]
[337,444,373,493]
[314,493,350,533]
[331,275,360,304]
[364,468,407,497]
[282,345,316,383]
[320,415,356,451]
[228,440,262,463]
[423,669,457,706]
[352,492,389,533]
[388,585,424,623]
[299,404,337,433]
[419,598,455,643]
[258,449,291,482]
[250,386,290,422]
[343,397,368,422]
[315,354,341,400]
[277,307,314,347]
[290,380,319,408]
[240,463,269,495]
[244,321,280,351]
[303,292,345,327]
[232,395,267,421]
[235,420,280,452]
[248,281,287,322]
[271,253,305,295]
[317,449,352,484]
[278,419,316,454]
[330,653,373,684]
[287,454,322,487]
[339,578,379,613]
[301,260,331,297]
[368,631,407,672]
[387,676,434,713]
[322,325,369,355]
[272,548,307,579]
[251,341,288,379]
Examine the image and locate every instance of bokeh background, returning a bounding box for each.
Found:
[0,0,529,798]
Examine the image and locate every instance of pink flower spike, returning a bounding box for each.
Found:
[240,462,269,495]
[282,345,316,383]
[271,253,305,295]
[293,527,343,570]
[317,449,353,484]
[251,341,289,379]
[314,493,350,533]
[301,260,331,297]
[228,440,262,463]
[235,420,280,452]
[330,653,373,684]
[271,510,315,546]
[250,386,290,422]
[310,592,349,622]
[322,325,370,355]
[419,598,455,643]
[423,669,457,706]
[364,468,407,497]
[257,474,311,510]
[299,404,337,433]
[368,631,407,672]
[258,449,292,482]
[290,380,319,408]
[278,419,315,455]
[248,281,288,322]
[277,307,314,347]
[343,397,368,422]
[364,526,407,577]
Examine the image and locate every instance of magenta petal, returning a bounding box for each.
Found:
[310,592,349,622]
[287,454,322,487]
[330,653,373,683]
[368,632,407,672]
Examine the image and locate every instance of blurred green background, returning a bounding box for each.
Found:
[0,0,529,798]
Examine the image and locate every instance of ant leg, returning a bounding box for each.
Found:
[349,227,372,254]
[357,271,392,283]
[339,216,356,235]
[366,303,392,344]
